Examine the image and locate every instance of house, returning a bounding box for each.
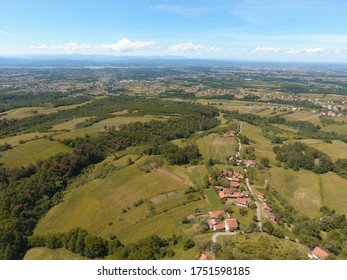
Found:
[268,213,277,222]
[231,177,240,182]
[228,192,241,199]
[246,160,257,167]
[224,218,238,231]
[312,247,330,260]
[219,191,227,201]
[262,203,271,212]
[256,192,265,201]
[224,130,236,137]
[241,191,250,197]
[230,181,239,188]
[207,219,218,229]
[233,171,240,177]
[238,174,245,180]
[235,197,248,207]
[208,210,225,219]
[213,223,225,231]
[215,186,224,191]
[199,252,215,260]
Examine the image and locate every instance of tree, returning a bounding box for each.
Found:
[239,208,248,216]
[260,157,270,168]
[262,221,274,235]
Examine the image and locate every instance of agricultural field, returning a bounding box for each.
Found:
[321,123,347,135]
[196,133,238,162]
[0,138,71,168]
[283,110,322,125]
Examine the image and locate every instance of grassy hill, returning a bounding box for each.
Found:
[24,247,89,260]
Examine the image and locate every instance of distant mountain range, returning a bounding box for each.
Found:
[0,55,347,69]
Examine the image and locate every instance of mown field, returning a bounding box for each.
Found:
[270,167,347,217]
[0,138,71,168]
[196,133,238,162]
[34,157,198,243]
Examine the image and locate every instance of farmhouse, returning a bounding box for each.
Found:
[246,160,257,167]
[256,191,265,201]
[262,203,271,212]
[213,223,225,231]
[224,218,239,231]
[312,246,330,260]
[224,130,236,137]
[230,180,239,188]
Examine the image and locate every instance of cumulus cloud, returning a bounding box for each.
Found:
[285,48,324,55]
[251,46,281,54]
[168,43,222,53]
[28,38,156,55]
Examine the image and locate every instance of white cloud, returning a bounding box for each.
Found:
[251,47,281,54]
[285,48,324,55]
[27,38,156,55]
[168,43,222,53]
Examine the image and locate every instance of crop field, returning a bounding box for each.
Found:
[321,124,347,135]
[1,106,43,119]
[0,132,52,145]
[270,167,321,217]
[34,162,193,243]
[0,138,71,168]
[196,133,238,162]
[321,172,347,216]
[283,110,322,125]
[50,117,89,131]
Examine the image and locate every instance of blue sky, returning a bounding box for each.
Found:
[1,0,347,62]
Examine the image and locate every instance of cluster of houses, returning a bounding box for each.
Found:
[207,210,239,232]
[228,156,257,168]
[256,191,277,223]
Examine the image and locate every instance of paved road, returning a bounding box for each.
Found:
[212,232,239,243]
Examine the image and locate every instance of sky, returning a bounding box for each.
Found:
[1,0,347,62]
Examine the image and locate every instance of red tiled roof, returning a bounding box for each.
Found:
[230,181,239,188]
[199,252,214,260]
[312,247,330,260]
[224,218,238,229]
[236,197,248,205]
[215,186,224,190]
[209,210,225,219]
[214,223,225,230]
[219,192,227,199]
[262,203,271,211]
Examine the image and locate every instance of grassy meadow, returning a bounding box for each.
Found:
[0,138,71,168]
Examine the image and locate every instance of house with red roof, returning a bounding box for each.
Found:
[224,218,239,231]
[208,210,225,219]
[262,203,271,212]
[199,252,215,260]
[312,247,330,260]
[213,223,225,231]
[235,197,248,207]
[230,181,239,188]
[256,191,265,201]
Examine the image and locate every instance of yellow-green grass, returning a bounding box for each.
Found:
[165,246,200,260]
[0,132,52,145]
[196,133,238,162]
[90,116,160,130]
[241,122,276,163]
[1,106,42,119]
[185,165,208,186]
[204,188,224,210]
[52,127,100,140]
[217,232,310,260]
[24,247,89,260]
[287,139,347,162]
[321,172,347,216]
[0,138,71,168]
[321,124,347,135]
[116,201,205,244]
[50,117,89,131]
[270,167,321,217]
[34,164,191,240]
[284,110,321,125]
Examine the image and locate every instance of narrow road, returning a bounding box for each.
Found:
[245,178,262,231]
[212,232,238,243]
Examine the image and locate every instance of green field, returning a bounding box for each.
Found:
[241,122,277,163]
[0,132,52,145]
[50,117,89,131]
[284,110,321,125]
[24,247,88,260]
[34,162,195,243]
[196,133,238,162]
[270,167,322,217]
[0,138,71,168]
[288,139,347,162]
[321,124,347,135]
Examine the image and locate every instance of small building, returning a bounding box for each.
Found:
[268,213,277,222]
[224,218,239,231]
[230,181,239,188]
[208,210,225,219]
[235,197,248,207]
[199,252,215,260]
[256,191,265,201]
[262,203,271,212]
[246,160,257,167]
[312,247,330,260]
[213,223,225,231]
[219,191,227,201]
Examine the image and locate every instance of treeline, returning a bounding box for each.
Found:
[273,142,333,174]
[146,142,201,165]
[225,110,346,143]
[0,91,90,113]
[29,229,190,260]
[0,144,103,259]
[0,96,219,138]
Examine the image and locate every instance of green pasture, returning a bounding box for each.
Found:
[0,138,71,168]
